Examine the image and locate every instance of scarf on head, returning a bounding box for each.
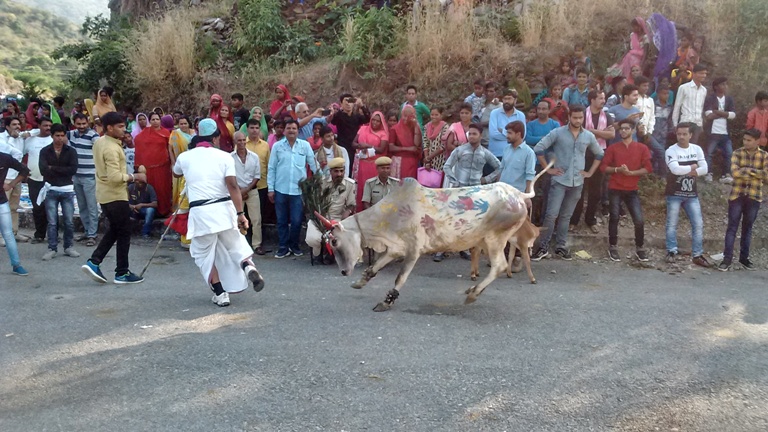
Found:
[357,111,389,152]
[238,106,269,139]
[585,107,608,149]
[208,94,223,120]
[46,103,61,124]
[93,93,116,119]
[132,113,148,138]
[25,102,39,129]
[160,115,175,131]
[269,84,291,117]
[84,99,94,124]
[392,105,418,149]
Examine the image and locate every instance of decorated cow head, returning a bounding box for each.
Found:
[314,211,363,277]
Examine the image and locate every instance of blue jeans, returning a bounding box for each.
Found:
[45,190,76,252]
[723,196,760,262]
[0,202,21,268]
[74,175,99,238]
[608,189,644,247]
[647,135,666,175]
[539,182,583,250]
[666,196,704,256]
[131,207,156,236]
[275,192,304,251]
[706,134,733,176]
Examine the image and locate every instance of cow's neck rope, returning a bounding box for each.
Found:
[354,213,367,248]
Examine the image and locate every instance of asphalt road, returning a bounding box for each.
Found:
[1,239,767,431]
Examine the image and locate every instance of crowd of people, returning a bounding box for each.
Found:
[1,14,767,306]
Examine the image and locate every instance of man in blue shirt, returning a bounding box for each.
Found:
[532,105,604,261]
[488,88,527,158]
[608,84,642,144]
[295,102,328,141]
[499,121,536,200]
[563,68,590,107]
[267,119,318,258]
[525,100,560,224]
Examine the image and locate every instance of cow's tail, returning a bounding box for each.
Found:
[522,158,555,200]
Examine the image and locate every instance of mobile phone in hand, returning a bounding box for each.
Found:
[322,109,331,116]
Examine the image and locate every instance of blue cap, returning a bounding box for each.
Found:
[198,118,220,137]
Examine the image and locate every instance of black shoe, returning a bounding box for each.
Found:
[718,260,732,272]
[635,249,649,262]
[555,248,572,261]
[432,253,445,262]
[459,251,471,260]
[608,247,621,262]
[289,247,304,257]
[30,237,45,244]
[531,247,549,261]
[739,258,756,270]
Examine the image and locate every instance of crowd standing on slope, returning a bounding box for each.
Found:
[1,14,767,307]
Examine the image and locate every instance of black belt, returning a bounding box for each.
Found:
[189,197,231,209]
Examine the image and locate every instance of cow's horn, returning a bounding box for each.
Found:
[314,211,336,230]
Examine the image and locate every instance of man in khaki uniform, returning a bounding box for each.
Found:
[362,157,399,209]
[325,157,356,220]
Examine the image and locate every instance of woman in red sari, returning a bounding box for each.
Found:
[389,105,422,180]
[269,84,294,120]
[351,111,389,211]
[134,112,173,216]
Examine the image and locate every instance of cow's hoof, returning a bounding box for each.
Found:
[464,294,477,304]
[351,280,365,289]
[373,302,391,312]
[506,272,512,278]
[470,275,477,281]
[530,279,537,284]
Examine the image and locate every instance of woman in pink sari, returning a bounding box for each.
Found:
[351,111,389,211]
[389,105,422,180]
[616,17,649,82]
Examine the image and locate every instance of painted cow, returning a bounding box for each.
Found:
[314,162,551,311]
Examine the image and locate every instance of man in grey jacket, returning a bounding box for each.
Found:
[532,105,604,260]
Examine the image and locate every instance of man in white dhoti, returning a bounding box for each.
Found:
[173,119,265,307]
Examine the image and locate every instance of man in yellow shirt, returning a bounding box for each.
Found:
[245,118,271,255]
[81,112,148,284]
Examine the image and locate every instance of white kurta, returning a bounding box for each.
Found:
[174,147,253,293]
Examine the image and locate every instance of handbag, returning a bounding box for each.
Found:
[417,167,444,188]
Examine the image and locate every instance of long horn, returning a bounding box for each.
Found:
[314,211,335,230]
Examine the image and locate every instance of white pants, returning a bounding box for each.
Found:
[190,228,253,293]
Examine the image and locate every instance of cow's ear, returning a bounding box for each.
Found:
[335,223,345,232]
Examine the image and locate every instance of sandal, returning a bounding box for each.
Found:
[85,238,97,247]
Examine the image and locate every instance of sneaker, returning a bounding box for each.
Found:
[81,260,107,283]
[555,248,572,261]
[114,272,145,284]
[76,234,88,242]
[244,263,265,292]
[719,174,734,184]
[692,255,711,268]
[64,248,80,258]
[718,260,732,272]
[433,252,445,262]
[704,173,713,183]
[665,251,678,263]
[12,265,28,276]
[739,258,756,270]
[531,247,549,261]
[589,224,599,234]
[635,249,650,262]
[42,250,57,261]
[212,292,230,307]
[274,248,290,259]
[15,233,30,242]
[30,237,45,244]
[141,234,151,240]
[460,250,472,260]
[608,247,621,262]
[289,247,304,257]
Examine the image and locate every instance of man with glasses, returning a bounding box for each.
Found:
[600,119,652,262]
[295,102,329,141]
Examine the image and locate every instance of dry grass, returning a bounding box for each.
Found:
[126,9,197,104]
[404,0,516,85]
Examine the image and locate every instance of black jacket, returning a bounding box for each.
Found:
[0,153,29,205]
[39,144,78,186]
[703,93,736,134]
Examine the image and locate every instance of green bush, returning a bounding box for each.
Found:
[271,21,320,66]
[340,6,402,68]
[235,0,286,57]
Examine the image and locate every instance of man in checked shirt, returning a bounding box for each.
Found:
[718,129,768,272]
